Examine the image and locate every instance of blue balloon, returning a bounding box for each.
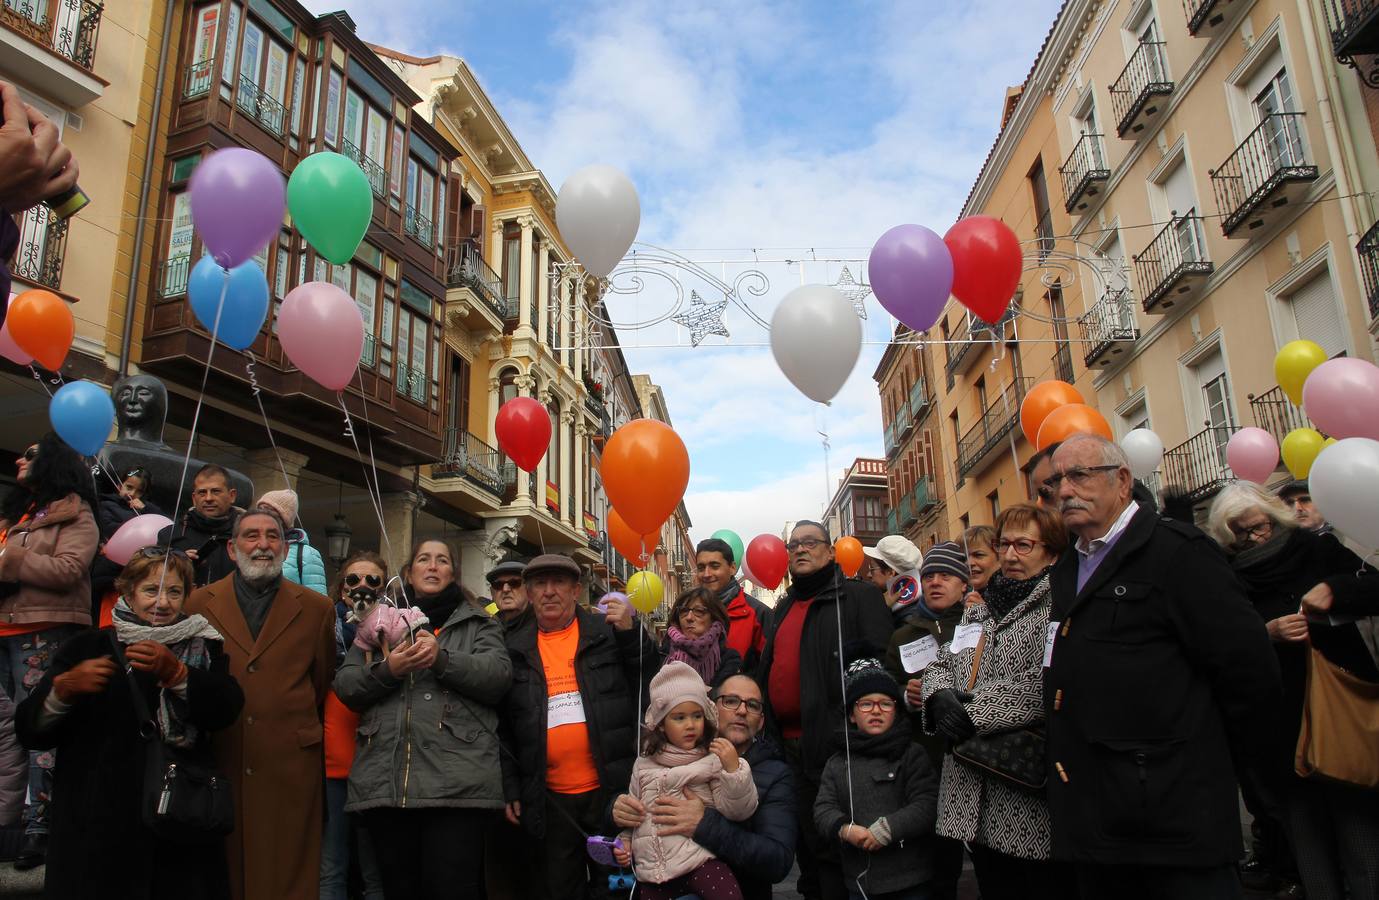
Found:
[188,255,270,350]
[49,380,115,457]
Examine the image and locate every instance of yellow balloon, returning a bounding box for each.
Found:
[626,570,664,614]
[1324,437,1337,448]
[1281,427,1326,479]
[1275,340,1327,406]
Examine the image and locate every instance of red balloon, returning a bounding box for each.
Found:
[944,216,1023,324]
[746,534,788,590]
[495,397,551,472]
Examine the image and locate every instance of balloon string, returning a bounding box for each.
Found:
[352,367,392,560]
[243,351,293,495]
[27,365,53,397]
[335,392,392,565]
[830,563,862,897]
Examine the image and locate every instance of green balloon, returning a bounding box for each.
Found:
[288,151,373,265]
[710,529,745,569]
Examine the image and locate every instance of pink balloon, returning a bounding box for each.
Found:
[0,294,30,365]
[103,514,174,566]
[1226,427,1280,484]
[277,282,365,391]
[1302,357,1379,441]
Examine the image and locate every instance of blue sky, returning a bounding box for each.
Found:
[305,0,1065,541]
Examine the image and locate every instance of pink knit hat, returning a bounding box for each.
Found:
[256,489,299,527]
[644,661,717,729]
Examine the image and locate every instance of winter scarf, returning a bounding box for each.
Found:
[1229,527,1301,591]
[666,621,725,684]
[981,570,1047,622]
[233,572,280,639]
[651,743,711,769]
[790,562,841,600]
[717,579,742,607]
[837,713,913,761]
[185,505,235,537]
[407,582,465,627]
[112,599,223,748]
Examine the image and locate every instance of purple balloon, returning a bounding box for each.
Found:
[189,148,287,270]
[868,224,954,332]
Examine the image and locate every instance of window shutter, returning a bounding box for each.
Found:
[1290,271,1346,358]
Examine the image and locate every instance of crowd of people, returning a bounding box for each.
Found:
[0,429,1372,900]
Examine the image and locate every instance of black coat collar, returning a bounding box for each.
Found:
[1051,503,1157,618]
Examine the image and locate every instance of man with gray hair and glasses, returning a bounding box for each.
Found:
[1039,433,1279,899]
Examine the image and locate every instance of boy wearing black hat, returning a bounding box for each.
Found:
[814,650,938,900]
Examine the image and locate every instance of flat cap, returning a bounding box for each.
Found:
[486,559,528,583]
[523,553,582,581]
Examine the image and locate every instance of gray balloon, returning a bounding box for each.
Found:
[770,284,862,404]
[556,165,641,278]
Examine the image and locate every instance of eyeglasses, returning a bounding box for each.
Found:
[20,447,37,461]
[489,577,523,591]
[679,606,711,620]
[854,698,897,713]
[1041,464,1122,493]
[717,694,764,715]
[785,538,826,552]
[345,572,383,589]
[131,546,191,562]
[1230,521,1272,542]
[996,538,1044,557]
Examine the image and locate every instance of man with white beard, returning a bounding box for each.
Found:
[187,508,336,900]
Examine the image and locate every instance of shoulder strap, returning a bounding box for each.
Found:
[107,631,158,740]
[965,630,988,692]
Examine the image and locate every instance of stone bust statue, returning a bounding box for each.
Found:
[112,374,171,449]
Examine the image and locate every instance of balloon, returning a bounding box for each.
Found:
[1225,427,1280,484]
[287,151,374,265]
[1302,357,1379,441]
[835,536,864,578]
[608,508,658,566]
[945,216,1024,324]
[1310,438,1379,550]
[103,514,174,566]
[1274,340,1327,406]
[1281,427,1326,480]
[1324,437,1338,448]
[276,282,365,391]
[0,295,31,365]
[709,529,745,569]
[188,147,286,269]
[740,557,759,586]
[626,570,664,614]
[7,289,73,370]
[494,397,552,473]
[555,165,641,278]
[596,591,635,617]
[770,284,862,404]
[1036,403,1112,451]
[49,380,114,456]
[867,224,953,331]
[745,534,788,591]
[187,256,270,350]
[601,419,690,535]
[1020,380,1084,445]
[1120,428,1165,478]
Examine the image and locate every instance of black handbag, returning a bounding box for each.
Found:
[949,630,1048,792]
[109,634,234,843]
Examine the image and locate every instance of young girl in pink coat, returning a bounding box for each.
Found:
[614,661,758,899]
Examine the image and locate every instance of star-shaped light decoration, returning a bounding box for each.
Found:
[833,266,871,319]
[672,290,730,347]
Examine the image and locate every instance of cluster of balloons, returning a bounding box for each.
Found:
[1018,380,1112,450]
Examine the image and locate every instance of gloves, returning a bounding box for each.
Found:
[52,657,118,702]
[126,641,187,687]
[927,688,976,742]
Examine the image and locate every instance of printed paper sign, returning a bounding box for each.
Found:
[547,691,587,729]
[899,635,940,674]
[949,623,982,654]
[1044,621,1060,668]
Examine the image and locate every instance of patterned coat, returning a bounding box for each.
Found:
[920,575,1052,860]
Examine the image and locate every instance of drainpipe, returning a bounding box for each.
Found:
[118,0,176,376]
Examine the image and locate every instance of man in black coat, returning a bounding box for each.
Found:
[157,464,242,587]
[758,520,893,900]
[497,554,659,900]
[1041,434,1281,900]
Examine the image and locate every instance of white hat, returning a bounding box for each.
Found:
[861,534,921,573]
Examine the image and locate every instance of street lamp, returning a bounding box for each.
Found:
[324,513,352,567]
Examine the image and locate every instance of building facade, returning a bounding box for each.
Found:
[873,330,948,548]
[821,457,890,549]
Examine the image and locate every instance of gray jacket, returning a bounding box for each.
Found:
[335,601,512,812]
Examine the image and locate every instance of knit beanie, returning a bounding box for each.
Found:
[843,643,902,708]
[645,660,717,729]
[256,489,299,527]
[920,540,970,583]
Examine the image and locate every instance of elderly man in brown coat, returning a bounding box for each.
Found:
[187,507,336,900]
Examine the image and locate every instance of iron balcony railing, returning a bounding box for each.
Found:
[908,377,930,421]
[234,77,287,138]
[886,506,898,534]
[395,362,427,405]
[1211,113,1317,236]
[1133,213,1212,311]
[1060,133,1110,213]
[1110,41,1172,137]
[1183,0,1231,36]
[1357,218,1379,319]
[1053,342,1075,383]
[583,393,604,419]
[894,399,914,439]
[340,139,387,199]
[883,419,898,457]
[0,0,102,70]
[434,428,514,498]
[1321,0,1379,75]
[1249,384,1314,447]
[1163,425,1237,503]
[589,534,606,553]
[1078,287,1139,366]
[944,314,974,384]
[898,492,917,527]
[11,204,68,290]
[184,56,216,99]
[912,476,938,513]
[158,254,190,298]
[1035,210,1055,261]
[404,204,433,246]
[957,378,1033,478]
[445,240,507,319]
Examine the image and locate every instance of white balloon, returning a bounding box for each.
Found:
[1120,428,1165,478]
[770,285,862,404]
[555,165,641,278]
[1310,437,1379,552]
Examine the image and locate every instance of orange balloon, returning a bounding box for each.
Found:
[608,508,659,567]
[1020,380,1083,445]
[7,290,74,371]
[601,419,690,535]
[1036,402,1113,450]
[835,536,865,578]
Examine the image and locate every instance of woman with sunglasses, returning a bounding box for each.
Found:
[14,546,243,899]
[0,433,99,867]
[920,504,1067,900]
[334,536,512,897]
[666,587,744,688]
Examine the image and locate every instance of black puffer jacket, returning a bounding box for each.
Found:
[498,606,660,838]
[694,734,797,900]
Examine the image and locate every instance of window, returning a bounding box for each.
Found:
[389,125,404,200]
[547,399,561,512]
[447,354,470,432]
[1285,270,1346,358]
[164,192,194,296]
[1253,65,1306,168]
[502,224,521,309]
[547,257,559,348]
[187,5,220,95]
[1030,159,1054,261]
[1159,158,1206,262]
[290,58,305,140]
[988,490,1000,522]
[405,157,435,243]
[1192,348,1237,465]
[222,3,240,89]
[323,68,342,147]
[396,309,429,404]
